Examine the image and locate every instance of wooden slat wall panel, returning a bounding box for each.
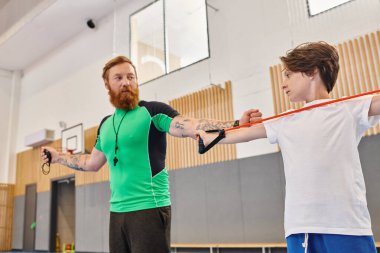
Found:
[167,81,236,170]
[270,31,380,136]
[371,31,380,133]
[15,126,109,196]
[0,184,14,251]
[15,148,39,195]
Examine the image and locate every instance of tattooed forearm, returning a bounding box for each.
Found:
[175,122,185,130]
[170,117,235,138]
[196,119,235,131]
[174,118,192,137]
[57,154,88,171]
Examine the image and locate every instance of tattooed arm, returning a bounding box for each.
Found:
[41,146,107,172]
[169,109,262,139]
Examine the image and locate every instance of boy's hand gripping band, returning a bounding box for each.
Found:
[198,129,226,154]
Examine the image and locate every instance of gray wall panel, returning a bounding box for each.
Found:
[359,135,380,240]
[170,153,286,244]
[35,191,51,250]
[100,181,111,253]
[204,160,245,242]
[239,153,285,243]
[75,182,110,253]
[169,170,178,243]
[12,196,24,249]
[75,182,85,251]
[171,166,209,243]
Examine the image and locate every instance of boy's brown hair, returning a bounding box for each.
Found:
[280,42,339,93]
[102,56,137,81]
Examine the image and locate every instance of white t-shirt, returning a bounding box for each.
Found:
[264,95,379,237]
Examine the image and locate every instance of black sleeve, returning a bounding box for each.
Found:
[139,100,180,118]
[94,115,111,147]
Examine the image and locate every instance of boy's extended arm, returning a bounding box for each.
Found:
[198,123,267,146]
[41,146,107,172]
[369,95,380,116]
[221,123,267,144]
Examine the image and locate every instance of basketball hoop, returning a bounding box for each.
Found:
[61,123,84,155]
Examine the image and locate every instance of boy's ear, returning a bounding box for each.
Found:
[313,67,319,75]
[309,67,319,79]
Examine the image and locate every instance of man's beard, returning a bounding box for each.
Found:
[108,85,139,110]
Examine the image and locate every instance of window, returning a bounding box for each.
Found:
[307,0,353,16]
[130,0,209,84]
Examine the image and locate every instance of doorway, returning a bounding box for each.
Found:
[50,176,76,252]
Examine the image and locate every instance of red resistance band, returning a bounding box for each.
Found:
[198,89,380,154]
[226,89,380,132]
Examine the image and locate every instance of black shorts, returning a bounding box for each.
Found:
[109,206,171,253]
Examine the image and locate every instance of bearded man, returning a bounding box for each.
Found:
[41,56,262,253]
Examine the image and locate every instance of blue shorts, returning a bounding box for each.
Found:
[286,233,377,253]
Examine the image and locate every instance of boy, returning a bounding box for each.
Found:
[198,42,380,253]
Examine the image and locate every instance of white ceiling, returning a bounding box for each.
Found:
[0,0,129,71]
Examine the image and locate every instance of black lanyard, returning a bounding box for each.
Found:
[112,111,127,166]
